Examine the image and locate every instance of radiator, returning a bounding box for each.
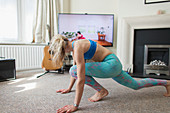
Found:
[0,44,45,71]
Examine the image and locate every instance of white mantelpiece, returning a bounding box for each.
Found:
[117,14,170,72]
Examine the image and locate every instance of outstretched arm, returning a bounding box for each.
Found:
[71,41,85,108]
[57,42,85,113]
[68,76,76,91]
[56,52,76,94]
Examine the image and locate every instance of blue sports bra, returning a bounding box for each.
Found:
[72,39,97,60]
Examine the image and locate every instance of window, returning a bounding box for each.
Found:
[0,0,36,43]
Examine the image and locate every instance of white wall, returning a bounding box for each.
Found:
[62,0,70,13]
[118,0,170,18]
[69,0,118,14]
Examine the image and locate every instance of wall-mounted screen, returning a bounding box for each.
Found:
[58,13,114,47]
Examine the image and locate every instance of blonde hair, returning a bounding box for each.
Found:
[49,34,68,62]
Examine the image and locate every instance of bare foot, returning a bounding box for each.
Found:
[164,80,170,97]
[88,88,108,102]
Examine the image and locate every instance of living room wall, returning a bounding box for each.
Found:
[119,0,170,18]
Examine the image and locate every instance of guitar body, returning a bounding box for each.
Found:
[42,46,63,71]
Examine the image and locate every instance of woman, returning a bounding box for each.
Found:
[73,31,86,40]
[49,34,170,113]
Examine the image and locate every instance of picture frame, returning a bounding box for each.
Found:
[145,0,170,4]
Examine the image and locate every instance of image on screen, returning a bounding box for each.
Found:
[58,13,114,47]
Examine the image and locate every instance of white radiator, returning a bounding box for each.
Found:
[0,44,45,71]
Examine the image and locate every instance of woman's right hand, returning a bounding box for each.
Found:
[56,89,71,94]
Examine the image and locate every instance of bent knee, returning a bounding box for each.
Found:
[69,65,77,78]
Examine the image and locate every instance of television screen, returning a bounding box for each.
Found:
[58,13,114,47]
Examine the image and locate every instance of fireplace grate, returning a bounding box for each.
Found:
[144,45,170,76]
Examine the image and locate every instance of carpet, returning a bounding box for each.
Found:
[0,69,170,113]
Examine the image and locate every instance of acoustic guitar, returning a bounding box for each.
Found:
[41,46,63,71]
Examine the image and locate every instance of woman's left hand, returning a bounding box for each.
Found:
[57,105,78,113]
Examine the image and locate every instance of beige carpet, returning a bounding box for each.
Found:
[0,69,170,113]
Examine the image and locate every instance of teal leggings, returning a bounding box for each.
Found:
[69,54,167,91]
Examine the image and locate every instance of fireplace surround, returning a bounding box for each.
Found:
[117,14,170,79]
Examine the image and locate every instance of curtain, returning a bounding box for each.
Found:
[32,0,60,43]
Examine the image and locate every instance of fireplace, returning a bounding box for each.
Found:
[144,45,170,76]
[117,14,170,79]
[133,28,170,79]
